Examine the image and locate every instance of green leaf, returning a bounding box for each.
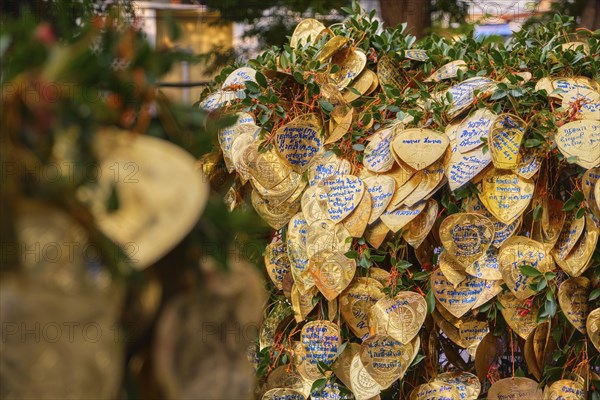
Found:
[525,139,543,148]
[352,143,365,151]
[255,71,268,87]
[347,86,362,96]
[590,287,600,301]
[311,378,328,394]
[293,71,305,85]
[573,191,585,202]
[575,207,586,219]
[319,99,334,113]
[245,80,261,93]
[562,198,579,211]
[533,204,542,221]
[426,288,435,314]
[519,264,541,277]
[345,250,358,259]
[410,353,425,367]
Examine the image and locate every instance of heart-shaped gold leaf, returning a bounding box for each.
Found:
[392,129,450,171]
[309,250,357,301]
[498,291,539,339]
[499,236,554,300]
[555,215,598,277]
[380,202,426,233]
[251,189,301,230]
[487,377,542,400]
[458,320,489,357]
[545,379,585,400]
[301,185,329,224]
[343,191,372,238]
[363,175,396,224]
[466,247,502,280]
[363,127,395,172]
[307,151,352,187]
[444,139,492,191]
[265,241,291,290]
[587,308,600,352]
[556,120,600,169]
[369,291,427,344]
[291,285,318,323]
[320,175,365,223]
[558,276,590,333]
[339,278,385,340]
[349,352,381,400]
[435,372,480,400]
[489,114,526,170]
[306,219,351,260]
[275,113,323,172]
[439,213,495,266]
[300,320,341,373]
[403,199,439,248]
[217,113,255,172]
[424,60,467,82]
[438,252,467,287]
[431,269,486,318]
[456,108,497,153]
[360,334,414,389]
[262,388,306,400]
[410,382,460,400]
[465,197,521,249]
[479,170,534,224]
[364,220,390,249]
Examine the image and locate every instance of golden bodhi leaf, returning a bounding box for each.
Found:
[290,18,325,48]
[489,114,526,170]
[439,213,495,267]
[331,49,367,89]
[363,175,395,224]
[392,128,450,171]
[558,276,590,333]
[435,372,480,400]
[403,199,438,248]
[478,169,535,224]
[368,291,427,344]
[331,343,360,390]
[380,202,425,233]
[309,250,356,301]
[264,242,291,290]
[498,291,539,339]
[275,113,323,173]
[587,308,600,352]
[339,278,384,340]
[555,215,598,277]
[438,251,467,287]
[319,175,365,223]
[363,127,395,173]
[300,320,341,372]
[487,377,543,400]
[90,128,209,270]
[544,379,586,400]
[456,108,497,153]
[424,60,467,82]
[555,120,600,169]
[360,334,416,389]
[431,269,486,318]
[499,236,554,300]
[410,382,460,400]
[343,190,372,238]
[262,388,306,400]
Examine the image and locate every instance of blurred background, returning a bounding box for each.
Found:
[0,0,598,399]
